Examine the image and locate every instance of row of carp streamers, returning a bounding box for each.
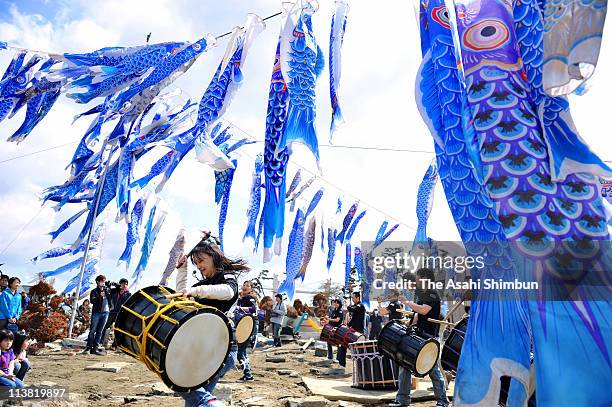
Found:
[0,0,388,297]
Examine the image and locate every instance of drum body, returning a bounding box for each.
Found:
[235,314,256,345]
[350,340,398,390]
[378,321,440,377]
[333,325,366,348]
[115,285,232,392]
[320,324,338,345]
[441,316,468,375]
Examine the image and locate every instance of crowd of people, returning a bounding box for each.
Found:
[0,233,457,407]
[0,274,32,389]
[161,236,452,407]
[0,269,133,390]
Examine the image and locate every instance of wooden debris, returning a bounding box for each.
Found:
[266,355,286,363]
[84,362,132,373]
[301,338,315,351]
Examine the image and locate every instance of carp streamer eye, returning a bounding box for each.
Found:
[462,19,510,52]
[431,5,450,29]
[193,43,202,51]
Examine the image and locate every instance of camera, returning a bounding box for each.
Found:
[105,281,120,289]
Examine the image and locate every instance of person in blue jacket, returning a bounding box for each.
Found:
[0,277,22,331]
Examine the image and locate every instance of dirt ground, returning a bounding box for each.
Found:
[16,341,439,407]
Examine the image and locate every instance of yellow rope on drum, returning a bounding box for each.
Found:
[116,286,206,376]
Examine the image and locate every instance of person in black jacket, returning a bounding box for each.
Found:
[324,298,343,361]
[174,232,248,407]
[85,275,111,355]
[368,309,384,340]
[235,280,258,381]
[378,289,405,321]
[102,278,131,350]
[391,268,449,407]
[337,292,366,367]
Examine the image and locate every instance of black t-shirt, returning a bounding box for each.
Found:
[415,289,441,336]
[192,270,239,313]
[370,314,383,333]
[387,300,404,320]
[328,308,344,327]
[347,302,366,332]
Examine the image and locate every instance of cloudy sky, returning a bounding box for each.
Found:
[0,0,610,299]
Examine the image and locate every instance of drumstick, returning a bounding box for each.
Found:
[443,299,464,322]
[427,318,457,326]
[165,292,185,299]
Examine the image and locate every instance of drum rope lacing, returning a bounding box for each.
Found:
[351,343,398,386]
[114,286,202,374]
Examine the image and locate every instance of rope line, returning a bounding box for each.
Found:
[221,117,420,233]
[0,205,46,257]
[0,139,438,166]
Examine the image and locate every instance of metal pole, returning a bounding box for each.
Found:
[67,141,112,338]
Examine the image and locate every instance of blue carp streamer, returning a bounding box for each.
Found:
[415,0,612,405]
[329,0,349,139]
[412,160,438,249]
[278,208,306,301]
[278,2,324,162]
[1,15,264,276]
[244,154,264,244]
[262,40,290,261]
[132,202,167,286]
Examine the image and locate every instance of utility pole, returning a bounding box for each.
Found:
[67,141,112,338]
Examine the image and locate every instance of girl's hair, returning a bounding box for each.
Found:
[242,280,259,299]
[275,293,283,301]
[12,333,28,352]
[8,277,20,287]
[0,329,14,342]
[189,233,250,273]
[259,296,272,308]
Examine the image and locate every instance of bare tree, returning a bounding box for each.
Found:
[317,278,344,301]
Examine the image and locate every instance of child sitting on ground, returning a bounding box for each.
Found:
[12,331,33,381]
[0,329,24,388]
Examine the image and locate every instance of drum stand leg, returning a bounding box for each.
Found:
[367,355,375,388]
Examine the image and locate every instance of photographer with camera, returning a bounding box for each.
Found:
[84,275,111,355]
[101,278,130,350]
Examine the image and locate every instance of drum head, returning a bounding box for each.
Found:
[236,315,255,344]
[415,340,439,376]
[164,311,231,390]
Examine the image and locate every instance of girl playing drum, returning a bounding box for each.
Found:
[175,232,249,407]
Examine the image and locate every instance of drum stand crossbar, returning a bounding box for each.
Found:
[114,286,200,374]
